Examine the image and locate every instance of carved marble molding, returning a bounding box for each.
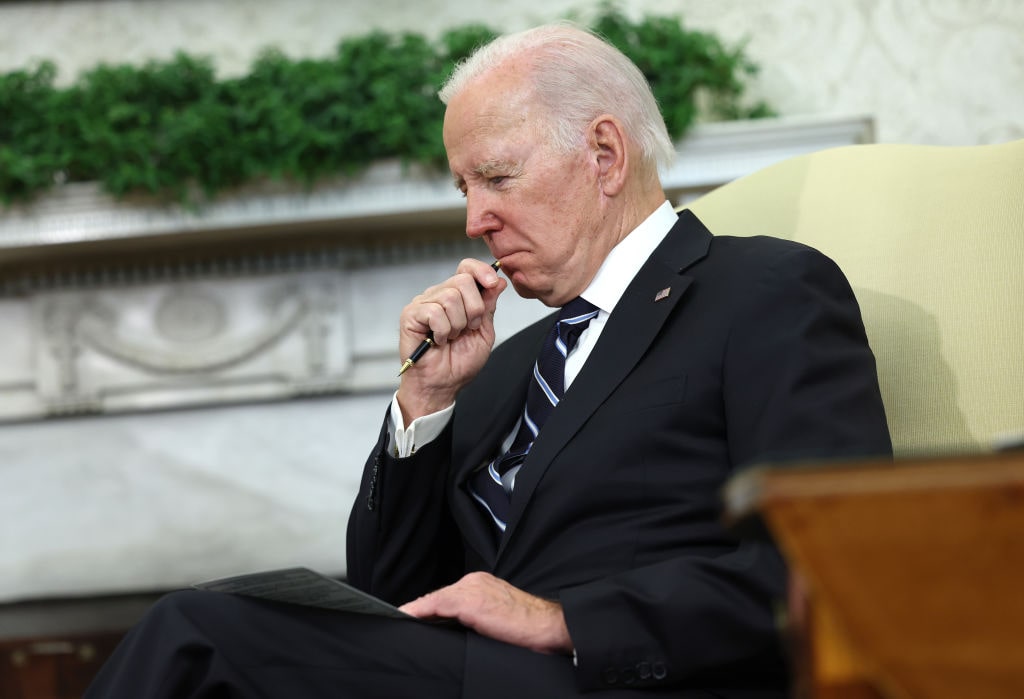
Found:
[19,273,350,420]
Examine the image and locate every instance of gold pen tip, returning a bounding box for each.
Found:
[397,359,413,376]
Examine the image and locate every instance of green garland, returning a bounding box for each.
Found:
[0,7,771,206]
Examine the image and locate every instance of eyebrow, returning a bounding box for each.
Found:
[452,159,523,189]
[474,159,522,178]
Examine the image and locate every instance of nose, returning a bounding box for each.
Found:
[464,190,499,239]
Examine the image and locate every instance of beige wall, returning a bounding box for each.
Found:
[1,0,1021,145]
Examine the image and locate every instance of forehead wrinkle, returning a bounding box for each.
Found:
[445,89,533,190]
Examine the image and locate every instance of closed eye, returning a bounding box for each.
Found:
[452,176,509,197]
[476,159,522,188]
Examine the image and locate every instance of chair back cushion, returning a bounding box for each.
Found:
[688,140,1024,456]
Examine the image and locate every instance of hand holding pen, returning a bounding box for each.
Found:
[398,260,503,376]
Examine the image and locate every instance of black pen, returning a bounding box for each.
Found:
[398,260,502,376]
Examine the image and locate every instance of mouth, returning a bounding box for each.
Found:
[488,250,512,269]
[491,249,524,264]
[492,254,522,280]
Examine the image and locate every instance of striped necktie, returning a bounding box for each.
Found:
[469,297,599,533]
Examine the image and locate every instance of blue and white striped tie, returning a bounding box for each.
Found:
[469,297,599,533]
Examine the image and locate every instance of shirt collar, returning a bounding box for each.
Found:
[581,200,677,314]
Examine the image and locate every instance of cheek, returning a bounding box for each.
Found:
[508,177,593,266]
[511,197,566,252]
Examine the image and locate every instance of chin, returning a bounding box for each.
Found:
[507,271,560,306]
[506,277,546,303]
[509,278,536,300]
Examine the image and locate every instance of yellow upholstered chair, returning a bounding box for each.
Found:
[686,140,1024,457]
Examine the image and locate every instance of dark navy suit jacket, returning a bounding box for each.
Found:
[348,210,892,696]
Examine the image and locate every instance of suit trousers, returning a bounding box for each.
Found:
[84,589,466,698]
[84,589,751,698]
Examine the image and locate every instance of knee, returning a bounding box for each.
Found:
[125,589,249,656]
[137,588,233,637]
[147,589,213,620]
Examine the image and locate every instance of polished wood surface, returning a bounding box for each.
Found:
[726,452,1024,699]
[0,632,124,699]
[0,592,158,699]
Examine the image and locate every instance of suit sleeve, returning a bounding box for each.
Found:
[346,414,464,606]
[560,244,892,691]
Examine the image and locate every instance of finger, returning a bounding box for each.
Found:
[400,294,452,350]
[401,277,472,348]
[455,258,502,292]
[399,589,456,620]
[455,259,506,322]
[427,284,472,345]
[398,595,433,618]
[406,261,505,345]
[398,572,490,620]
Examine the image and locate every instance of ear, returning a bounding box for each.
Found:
[588,115,629,197]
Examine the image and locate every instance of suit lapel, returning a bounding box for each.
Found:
[496,210,713,557]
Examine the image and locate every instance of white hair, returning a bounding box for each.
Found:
[439,22,676,175]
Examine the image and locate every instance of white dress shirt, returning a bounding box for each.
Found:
[388,200,678,457]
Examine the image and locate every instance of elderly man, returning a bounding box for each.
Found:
[87,22,891,699]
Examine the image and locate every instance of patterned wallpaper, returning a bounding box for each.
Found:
[682,0,1024,145]
[0,0,1021,146]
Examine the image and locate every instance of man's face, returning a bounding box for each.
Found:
[443,68,610,307]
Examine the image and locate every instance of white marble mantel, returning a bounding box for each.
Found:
[0,115,873,603]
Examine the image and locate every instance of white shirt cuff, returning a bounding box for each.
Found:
[388,392,454,457]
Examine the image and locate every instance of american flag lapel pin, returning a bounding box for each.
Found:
[654,287,671,302]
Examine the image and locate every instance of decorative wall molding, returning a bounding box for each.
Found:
[27,274,349,420]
